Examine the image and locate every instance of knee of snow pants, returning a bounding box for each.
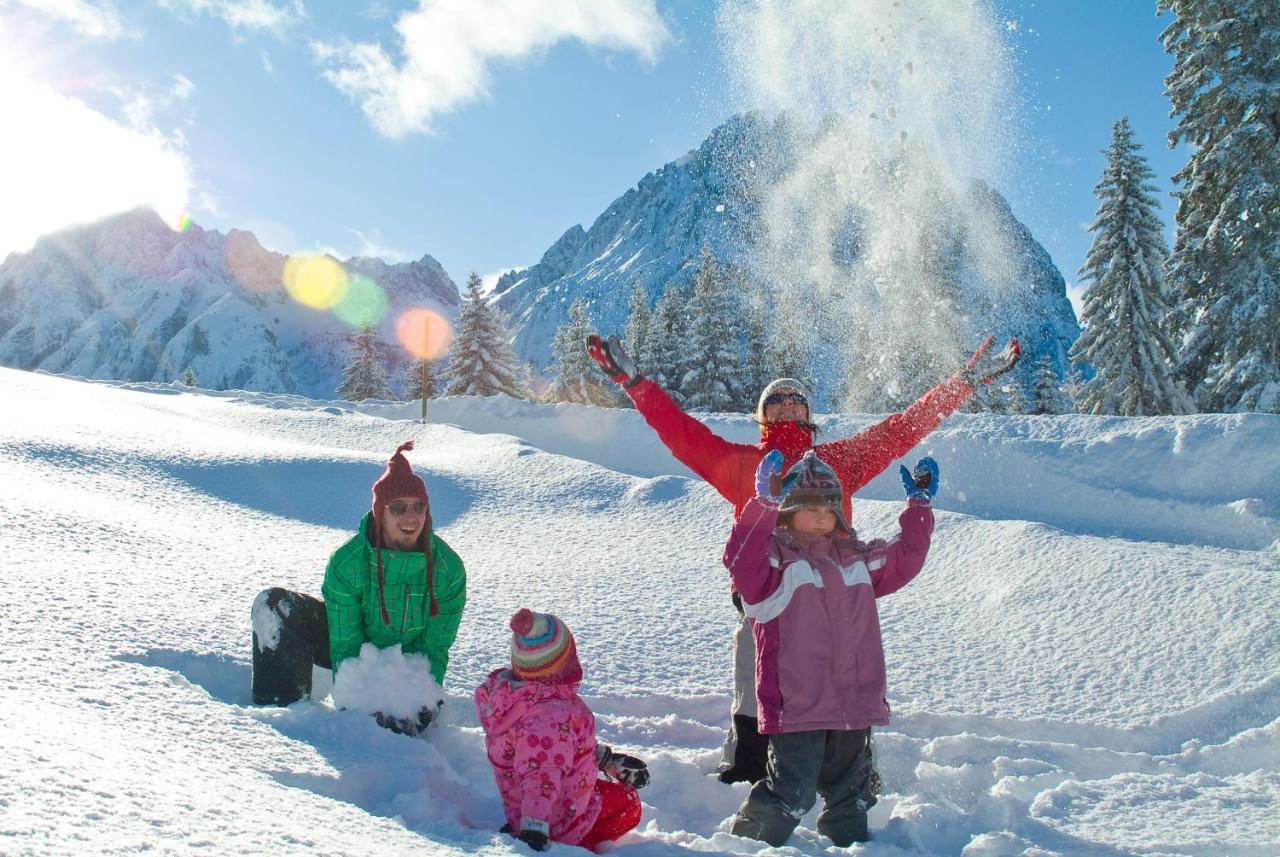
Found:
[251,588,329,706]
[731,730,827,847]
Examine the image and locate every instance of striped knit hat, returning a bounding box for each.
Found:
[510,608,582,685]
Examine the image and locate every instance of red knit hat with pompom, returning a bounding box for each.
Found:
[510,608,582,685]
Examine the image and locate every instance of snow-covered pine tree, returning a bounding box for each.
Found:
[400,356,438,402]
[681,247,746,412]
[624,283,652,373]
[550,299,616,406]
[1158,1,1280,412]
[1064,366,1087,413]
[1031,356,1069,415]
[1069,116,1191,416]
[1003,378,1028,415]
[739,295,775,410]
[647,283,691,403]
[179,367,197,387]
[336,323,396,401]
[442,273,531,399]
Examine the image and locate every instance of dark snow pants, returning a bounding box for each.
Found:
[251,588,330,707]
[731,727,874,848]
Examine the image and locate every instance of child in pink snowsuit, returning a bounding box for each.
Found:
[475,608,649,852]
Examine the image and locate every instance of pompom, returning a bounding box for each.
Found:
[510,608,534,636]
[394,440,415,457]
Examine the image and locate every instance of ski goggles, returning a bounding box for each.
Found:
[763,391,808,407]
[386,500,427,516]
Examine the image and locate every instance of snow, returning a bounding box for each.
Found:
[332,644,444,720]
[2,366,1277,855]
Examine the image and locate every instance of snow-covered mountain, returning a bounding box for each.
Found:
[0,208,458,398]
[494,113,1079,400]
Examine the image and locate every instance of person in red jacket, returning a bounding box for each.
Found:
[587,333,1019,785]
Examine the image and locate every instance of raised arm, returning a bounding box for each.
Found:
[867,457,939,596]
[588,335,755,504]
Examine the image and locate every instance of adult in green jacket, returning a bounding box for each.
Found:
[251,441,466,736]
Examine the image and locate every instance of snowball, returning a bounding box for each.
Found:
[331,643,443,719]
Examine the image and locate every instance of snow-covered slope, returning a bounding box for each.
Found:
[494,113,1079,396]
[0,209,458,398]
[1,366,1276,855]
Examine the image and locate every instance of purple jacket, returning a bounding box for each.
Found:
[474,669,602,844]
[724,497,933,734]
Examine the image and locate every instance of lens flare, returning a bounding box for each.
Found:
[334,274,390,327]
[396,307,453,359]
[283,255,348,310]
[176,213,192,232]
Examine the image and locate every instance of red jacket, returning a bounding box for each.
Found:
[625,376,973,519]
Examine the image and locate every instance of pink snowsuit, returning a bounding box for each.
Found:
[475,668,602,845]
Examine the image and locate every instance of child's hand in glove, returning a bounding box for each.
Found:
[899,457,940,501]
[754,450,800,508]
[596,743,651,789]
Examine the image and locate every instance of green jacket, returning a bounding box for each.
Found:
[321,513,466,685]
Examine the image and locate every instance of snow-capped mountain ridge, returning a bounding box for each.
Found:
[0,208,458,398]
[495,113,1080,405]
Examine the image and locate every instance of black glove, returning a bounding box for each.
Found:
[596,743,650,789]
[517,828,550,852]
[586,334,642,388]
[373,703,439,737]
[959,336,1021,386]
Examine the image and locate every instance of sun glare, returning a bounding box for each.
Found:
[395,307,453,359]
[0,47,191,259]
[282,255,348,310]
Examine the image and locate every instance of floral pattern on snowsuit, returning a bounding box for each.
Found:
[475,669,602,845]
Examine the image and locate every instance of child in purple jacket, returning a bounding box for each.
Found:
[475,608,650,852]
[725,449,939,847]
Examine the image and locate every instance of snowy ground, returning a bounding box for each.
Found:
[1,367,1277,856]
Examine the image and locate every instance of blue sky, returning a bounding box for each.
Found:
[0,1,1182,314]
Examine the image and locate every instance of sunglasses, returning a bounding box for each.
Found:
[386,500,427,517]
[764,391,808,407]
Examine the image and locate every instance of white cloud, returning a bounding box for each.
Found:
[4,0,133,39]
[1065,280,1087,320]
[116,73,196,131]
[313,0,670,137]
[481,267,519,295]
[159,0,302,34]
[348,227,410,262]
[0,59,192,258]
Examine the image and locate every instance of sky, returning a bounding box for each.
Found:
[0,1,1184,314]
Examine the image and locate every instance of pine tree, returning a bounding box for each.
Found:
[1159,0,1280,412]
[1069,117,1191,416]
[1064,366,1088,414]
[1031,356,1069,415]
[442,273,531,399]
[179,367,197,387]
[624,283,652,373]
[550,299,616,406]
[647,283,691,403]
[740,296,775,411]
[681,247,746,412]
[1003,378,1028,415]
[400,356,438,402]
[337,323,397,401]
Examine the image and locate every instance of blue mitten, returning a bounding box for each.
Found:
[899,457,940,501]
[754,450,799,507]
